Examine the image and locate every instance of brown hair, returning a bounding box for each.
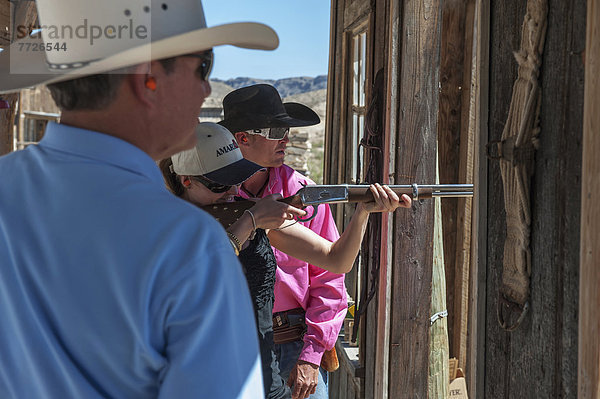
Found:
[159,158,185,198]
[47,58,177,111]
[47,74,127,111]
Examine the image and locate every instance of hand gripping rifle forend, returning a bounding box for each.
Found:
[202,184,474,229]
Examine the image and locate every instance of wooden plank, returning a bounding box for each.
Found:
[532,1,584,397]
[484,2,526,398]
[347,372,357,399]
[428,191,449,398]
[324,0,343,187]
[436,1,466,357]
[466,0,488,397]
[344,0,371,30]
[388,0,442,397]
[330,365,340,399]
[364,5,390,397]
[340,362,348,399]
[452,0,476,372]
[373,2,401,397]
[578,0,600,396]
[364,229,377,399]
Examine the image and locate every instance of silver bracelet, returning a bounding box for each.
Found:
[244,209,257,241]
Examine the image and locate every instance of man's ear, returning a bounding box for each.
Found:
[128,62,159,107]
[234,131,250,146]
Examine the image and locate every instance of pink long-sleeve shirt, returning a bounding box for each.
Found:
[240,165,347,365]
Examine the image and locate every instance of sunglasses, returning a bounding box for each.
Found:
[181,50,213,81]
[192,175,232,193]
[245,127,290,140]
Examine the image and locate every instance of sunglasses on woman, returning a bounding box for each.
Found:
[181,50,213,81]
[192,175,232,193]
[245,127,290,140]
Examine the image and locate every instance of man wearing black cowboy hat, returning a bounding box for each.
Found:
[220,84,345,399]
[0,1,279,398]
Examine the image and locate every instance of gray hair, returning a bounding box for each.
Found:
[47,58,178,111]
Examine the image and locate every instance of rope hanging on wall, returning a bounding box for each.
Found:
[487,0,548,331]
[351,68,385,343]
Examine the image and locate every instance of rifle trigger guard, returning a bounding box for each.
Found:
[296,205,318,223]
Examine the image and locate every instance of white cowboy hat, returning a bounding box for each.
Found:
[0,0,278,93]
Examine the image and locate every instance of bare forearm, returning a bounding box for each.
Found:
[268,206,370,273]
[325,205,370,273]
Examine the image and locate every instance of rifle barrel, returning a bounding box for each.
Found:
[343,184,473,200]
[431,191,473,198]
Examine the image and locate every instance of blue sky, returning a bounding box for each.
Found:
[203,1,331,80]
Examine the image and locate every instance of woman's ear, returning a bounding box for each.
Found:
[179,175,192,188]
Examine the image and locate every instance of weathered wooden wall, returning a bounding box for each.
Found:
[484,1,585,397]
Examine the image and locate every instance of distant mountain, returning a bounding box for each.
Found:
[211,75,327,98]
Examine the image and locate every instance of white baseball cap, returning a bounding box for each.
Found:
[171,122,264,185]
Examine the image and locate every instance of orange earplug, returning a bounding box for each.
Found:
[145,76,157,91]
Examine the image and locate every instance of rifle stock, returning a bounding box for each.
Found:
[202,183,473,229]
[201,195,303,229]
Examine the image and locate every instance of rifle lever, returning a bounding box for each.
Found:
[296,205,318,223]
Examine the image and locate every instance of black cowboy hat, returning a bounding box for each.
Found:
[218,84,320,133]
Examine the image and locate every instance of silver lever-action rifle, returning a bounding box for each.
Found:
[203,183,473,227]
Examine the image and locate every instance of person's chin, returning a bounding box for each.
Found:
[273,153,286,165]
[219,195,236,203]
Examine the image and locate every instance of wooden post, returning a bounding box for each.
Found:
[578,0,600,397]
[388,0,442,397]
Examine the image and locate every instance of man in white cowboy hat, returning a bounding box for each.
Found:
[220,84,344,399]
[0,1,279,398]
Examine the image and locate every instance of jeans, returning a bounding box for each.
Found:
[274,340,328,399]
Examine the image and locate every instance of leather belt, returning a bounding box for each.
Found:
[272,307,306,345]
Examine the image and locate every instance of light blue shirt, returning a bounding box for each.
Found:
[0,123,263,398]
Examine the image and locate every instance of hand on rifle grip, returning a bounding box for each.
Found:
[247,194,307,230]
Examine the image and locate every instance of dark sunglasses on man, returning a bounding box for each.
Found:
[245,127,290,140]
[181,50,213,81]
[192,174,232,193]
